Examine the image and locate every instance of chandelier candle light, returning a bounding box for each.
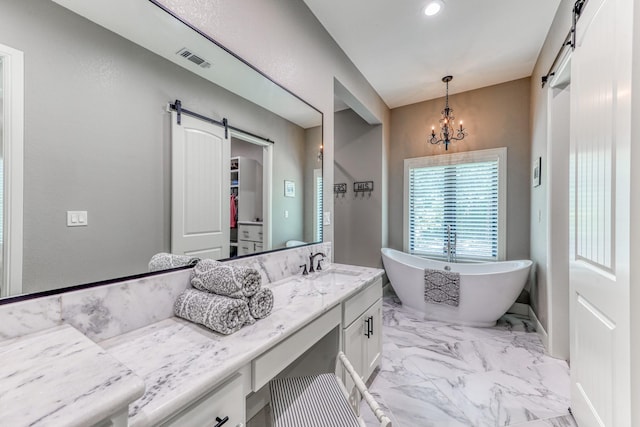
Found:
[429,75,467,150]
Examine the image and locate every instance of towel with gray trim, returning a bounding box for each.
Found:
[174,289,256,335]
[247,287,274,319]
[191,259,262,298]
[148,253,200,272]
[424,268,460,307]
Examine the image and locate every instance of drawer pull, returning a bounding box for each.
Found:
[213,416,229,427]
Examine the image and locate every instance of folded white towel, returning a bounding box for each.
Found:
[174,289,255,335]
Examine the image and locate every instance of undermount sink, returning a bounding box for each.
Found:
[308,268,361,279]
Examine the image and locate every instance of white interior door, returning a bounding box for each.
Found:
[569,0,632,425]
[171,112,230,260]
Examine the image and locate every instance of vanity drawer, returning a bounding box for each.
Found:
[343,278,382,326]
[238,240,263,256]
[252,304,341,391]
[238,240,254,256]
[160,373,244,427]
[238,224,262,242]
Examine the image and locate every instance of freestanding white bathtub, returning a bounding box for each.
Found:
[381,248,532,327]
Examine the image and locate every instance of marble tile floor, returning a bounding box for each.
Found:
[359,296,576,427]
[248,296,576,427]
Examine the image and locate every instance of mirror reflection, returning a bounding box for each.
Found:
[0,0,322,298]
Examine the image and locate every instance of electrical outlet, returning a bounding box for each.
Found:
[323,211,331,226]
[284,210,289,219]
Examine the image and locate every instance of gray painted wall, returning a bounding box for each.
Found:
[1,0,309,293]
[171,0,392,252]
[272,124,306,248]
[334,109,383,268]
[389,78,532,262]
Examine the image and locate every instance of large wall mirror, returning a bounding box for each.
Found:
[0,0,323,299]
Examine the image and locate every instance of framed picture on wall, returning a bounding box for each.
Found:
[532,157,541,187]
[284,180,296,197]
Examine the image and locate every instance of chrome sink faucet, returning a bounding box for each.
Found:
[309,252,326,273]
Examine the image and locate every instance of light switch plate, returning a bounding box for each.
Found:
[67,211,88,227]
[323,211,331,226]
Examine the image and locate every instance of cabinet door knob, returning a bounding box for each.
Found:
[213,416,229,427]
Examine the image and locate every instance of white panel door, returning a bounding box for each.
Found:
[171,112,230,260]
[569,0,632,425]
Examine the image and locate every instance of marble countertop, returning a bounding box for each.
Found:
[0,324,145,427]
[100,263,384,427]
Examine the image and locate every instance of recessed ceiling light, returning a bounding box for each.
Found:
[424,0,443,16]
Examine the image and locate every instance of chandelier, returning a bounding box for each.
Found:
[428,75,467,150]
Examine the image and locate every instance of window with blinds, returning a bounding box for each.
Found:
[0,158,3,244]
[314,170,323,242]
[405,148,506,261]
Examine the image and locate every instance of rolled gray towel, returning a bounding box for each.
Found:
[174,289,255,335]
[191,259,262,298]
[149,253,200,272]
[248,287,274,319]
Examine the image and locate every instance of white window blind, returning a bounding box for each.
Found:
[405,148,506,261]
[0,158,3,244]
[314,170,323,242]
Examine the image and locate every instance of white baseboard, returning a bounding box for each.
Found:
[528,305,549,350]
[507,303,550,352]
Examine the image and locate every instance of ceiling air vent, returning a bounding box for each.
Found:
[176,48,212,69]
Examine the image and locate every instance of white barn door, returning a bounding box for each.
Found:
[569,0,632,425]
[171,112,230,260]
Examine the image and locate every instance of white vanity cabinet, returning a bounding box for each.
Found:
[237,222,263,256]
[159,373,245,427]
[342,278,383,389]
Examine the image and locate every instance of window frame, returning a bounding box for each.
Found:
[403,147,507,261]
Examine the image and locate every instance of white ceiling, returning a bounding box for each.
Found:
[304,0,561,108]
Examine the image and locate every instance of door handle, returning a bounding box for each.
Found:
[367,315,374,337]
[213,416,229,427]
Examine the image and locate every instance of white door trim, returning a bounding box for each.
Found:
[230,129,273,252]
[0,43,24,297]
[544,57,572,360]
